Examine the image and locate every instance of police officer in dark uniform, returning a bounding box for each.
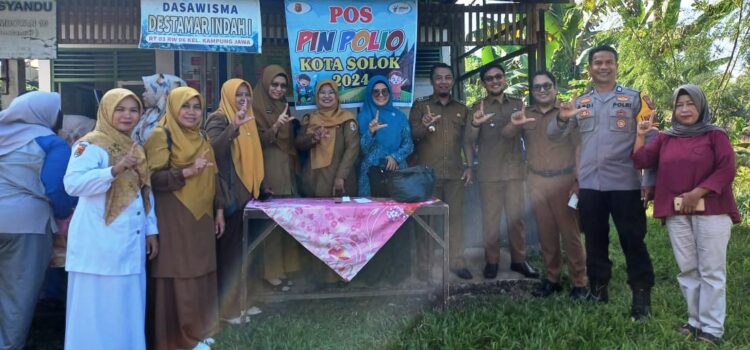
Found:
[409,63,473,280]
[548,45,656,320]
[464,63,539,280]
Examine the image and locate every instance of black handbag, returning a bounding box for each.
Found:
[367,165,435,202]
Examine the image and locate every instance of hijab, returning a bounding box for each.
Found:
[252,65,296,156]
[213,78,264,198]
[132,73,186,144]
[357,76,408,154]
[59,114,96,145]
[78,88,151,225]
[306,79,355,169]
[145,86,217,220]
[663,84,726,137]
[0,91,60,156]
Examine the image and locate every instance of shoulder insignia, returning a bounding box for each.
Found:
[415,96,430,102]
[73,142,88,157]
[616,86,623,93]
[349,120,357,131]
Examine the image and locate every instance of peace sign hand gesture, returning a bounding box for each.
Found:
[233,99,254,127]
[510,104,535,126]
[559,94,585,120]
[369,110,389,134]
[637,110,658,137]
[472,100,495,126]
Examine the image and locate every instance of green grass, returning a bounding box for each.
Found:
[216,220,750,349]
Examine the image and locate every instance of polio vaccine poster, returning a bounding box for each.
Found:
[139,0,262,53]
[284,1,417,110]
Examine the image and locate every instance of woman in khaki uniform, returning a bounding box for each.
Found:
[204,78,265,323]
[295,79,360,197]
[144,86,223,349]
[252,65,301,287]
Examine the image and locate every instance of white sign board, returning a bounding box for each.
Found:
[0,1,57,59]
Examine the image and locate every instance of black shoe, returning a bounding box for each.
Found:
[678,323,699,338]
[587,281,609,303]
[696,332,721,346]
[569,287,588,301]
[483,263,498,279]
[531,279,562,297]
[510,261,540,279]
[454,268,473,280]
[630,287,651,321]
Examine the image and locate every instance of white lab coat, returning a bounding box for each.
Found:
[64,142,157,276]
[63,142,156,350]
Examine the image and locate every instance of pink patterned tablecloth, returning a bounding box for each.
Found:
[246,198,436,281]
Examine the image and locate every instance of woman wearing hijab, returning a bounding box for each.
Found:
[357,76,414,196]
[205,78,265,323]
[132,73,186,144]
[633,84,739,345]
[144,86,223,350]
[0,92,76,350]
[253,65,301,287]
[63,88,158,350]
[355,77,414,285]
[296,79,360,197]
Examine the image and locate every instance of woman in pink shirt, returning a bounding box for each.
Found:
[632,84,739,346]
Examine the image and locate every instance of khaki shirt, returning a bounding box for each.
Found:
[465,94,525,182]
[409,94,470,180]
[519,103,579,174]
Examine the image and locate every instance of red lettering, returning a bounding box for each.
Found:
[343,7,358,23]
[296,31,315,51]
[329,6,343,23]
[360,7,373,23]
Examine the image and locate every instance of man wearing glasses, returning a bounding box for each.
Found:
[506,71,587,300]
[548,45,655,321]
[409,63,473,280]
[464,63,539,280]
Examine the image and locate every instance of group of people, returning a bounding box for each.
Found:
[0,44,739,349]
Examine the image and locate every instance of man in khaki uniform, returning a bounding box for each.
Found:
[464,63,539,279]
[507,71,587,299]
[409,63,473,280]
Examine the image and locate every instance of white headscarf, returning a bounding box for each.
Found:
[131,73,186,144]
[0,91,61,156]
[58,114,96,145]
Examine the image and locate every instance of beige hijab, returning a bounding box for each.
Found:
[307,79,355,169]
[144,86,217,220]
[79,88,151,225]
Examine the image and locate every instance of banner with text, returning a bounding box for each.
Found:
[139,0,262,53]
[0,0,57,59]
[284,1,417,109]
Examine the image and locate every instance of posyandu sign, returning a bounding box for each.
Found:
[284,1,417,109]
[0,0,57,59]
[139,0,262,53]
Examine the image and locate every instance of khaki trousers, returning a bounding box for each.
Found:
[528,173,586,286]
[479,180,525,263]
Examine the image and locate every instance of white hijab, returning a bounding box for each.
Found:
[0,91,61,156]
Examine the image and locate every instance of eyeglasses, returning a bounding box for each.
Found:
[235,92,252,98]
[482,73,505,82]
[531,83,554,92]
[372,88,389,97]
[271,82,288,89]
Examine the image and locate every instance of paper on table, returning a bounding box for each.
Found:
[353,197,372,203]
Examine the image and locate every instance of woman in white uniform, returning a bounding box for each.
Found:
[63,88,159,350]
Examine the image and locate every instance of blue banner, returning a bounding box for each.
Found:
[139,0,262,53]
[285,1,417,110]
